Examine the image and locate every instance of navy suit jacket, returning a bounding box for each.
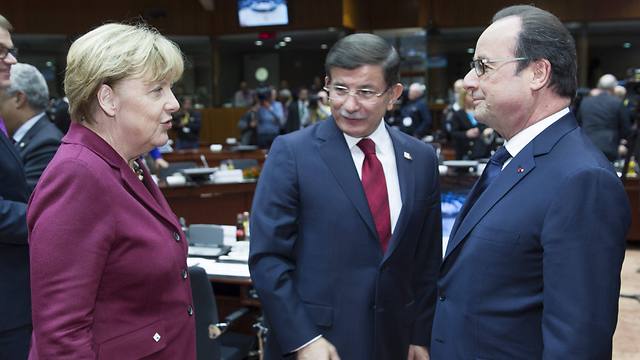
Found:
[431,113,630,359]
[249,118,442,360]
[0,130,30,333]
[15,114,63,194]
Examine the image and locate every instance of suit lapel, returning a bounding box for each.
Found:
[65,123,179,228]
[15,115,47,155]
[316,119,379,242]
[382,127,414,263]
[443,112,579,261]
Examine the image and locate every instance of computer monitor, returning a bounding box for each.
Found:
[238,0,289,27]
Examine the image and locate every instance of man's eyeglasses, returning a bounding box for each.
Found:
[323,85,390,103]
[0,46,18,60]
[470,57,527,76]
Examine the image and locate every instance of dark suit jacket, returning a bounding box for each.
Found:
[249,118,442,359]
[0,130,30,334]
[15,114,63,194]
[284,100,305,133]
[431,113,630,359]
[28,123,196,359]
[577,92,631,161]
[446,109,492,160]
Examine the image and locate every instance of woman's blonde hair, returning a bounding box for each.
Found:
[64,22,184,123]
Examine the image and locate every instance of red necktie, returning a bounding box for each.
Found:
[357,138,391,252]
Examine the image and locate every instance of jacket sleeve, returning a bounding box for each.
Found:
[411,148,442,347]
[248,136,320,354]
[29,158,114,358]
[541,167,629,358]
[0,197,27,245]
[23,136,61,194]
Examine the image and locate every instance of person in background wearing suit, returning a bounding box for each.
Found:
[577,73,632,162]
[446,89,494,160]
[284,86,309,133]
[172,95,201,149]
[250,33,441,360]
[431,5,630,359]
[0,63,63,194]
[28,23,196,358]
[0,14,32,360]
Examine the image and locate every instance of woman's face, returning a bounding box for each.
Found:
[111,76,179,157]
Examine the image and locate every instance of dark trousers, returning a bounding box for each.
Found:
[0,324,32,360]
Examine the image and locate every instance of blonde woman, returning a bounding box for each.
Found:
[28,23,195,358]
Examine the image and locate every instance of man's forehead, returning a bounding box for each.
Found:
[475,16,520,58]
[0,28,12,48]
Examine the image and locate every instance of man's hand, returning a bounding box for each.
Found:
[466,127,480,138]
[407,345,430,360]
[297,337,340,360]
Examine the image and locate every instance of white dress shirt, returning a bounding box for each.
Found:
[13,112,45,144]
[502,107,570,169]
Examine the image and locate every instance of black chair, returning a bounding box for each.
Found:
[157,161,198,179]
[224,159,259,170]
[189,266,256,360]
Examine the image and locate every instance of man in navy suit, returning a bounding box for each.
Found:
[0,14,31,360]
[250,33,442,360]
[1,63,63,194]
[431,5,630,359]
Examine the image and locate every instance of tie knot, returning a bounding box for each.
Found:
[357,138,376,155]
[490,146,511,166]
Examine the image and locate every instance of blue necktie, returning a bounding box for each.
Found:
[463,146,511,213]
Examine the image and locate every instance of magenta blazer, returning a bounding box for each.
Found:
[28,123,196,359]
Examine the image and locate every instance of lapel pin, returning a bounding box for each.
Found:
[403,151,412,160]
[19,142,25,148]
[153,332,161,342]
[517,167,525,173]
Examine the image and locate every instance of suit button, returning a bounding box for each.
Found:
[173,232,181,242]
[439,295,446,301]
[187,305,194,316]
[182,268,188,279]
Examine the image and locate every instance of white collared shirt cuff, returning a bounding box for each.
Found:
[292,335,323,353]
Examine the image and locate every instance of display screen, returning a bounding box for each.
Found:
[238,0,289,27]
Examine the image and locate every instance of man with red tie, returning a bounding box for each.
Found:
[249,33,442,360]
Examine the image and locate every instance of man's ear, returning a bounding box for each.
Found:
[530,59,552,91]
[14,91,28,109]
[96,84,116,117]
[387,83,404,111]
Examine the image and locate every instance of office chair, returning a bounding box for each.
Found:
[157,161,198,179]
[189,266,256,360]
[224,159,259,170]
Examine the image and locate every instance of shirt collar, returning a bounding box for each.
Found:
[504,107,569,158]
[13,112,45,143]
[343,119,391,155]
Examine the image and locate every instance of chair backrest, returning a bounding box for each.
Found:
[158,161,198,179]
[189,266,222,360]
[226,159,258,170]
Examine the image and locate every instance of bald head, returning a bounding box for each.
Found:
[597,74,617,91]
[408,83,425,101]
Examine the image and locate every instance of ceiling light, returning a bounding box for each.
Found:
[321,44,328,50]
[255,40,263,46]
[467,48,475,54]
[283,36,292,42]
[623,42,632,49]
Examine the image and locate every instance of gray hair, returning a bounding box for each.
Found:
[597,74,617,90]
[5,63,49,111]
[325,33,400,87]
[0,14,13,32]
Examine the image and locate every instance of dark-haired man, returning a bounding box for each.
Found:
[432,5,629,358]
[0,14,32,359]
[250,33,441,359]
